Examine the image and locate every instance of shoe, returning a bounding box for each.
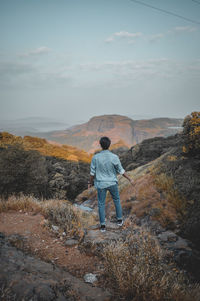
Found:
[100,225,106,232]
[117,219,123,227]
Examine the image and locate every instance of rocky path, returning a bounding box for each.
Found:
[0,212,112,301]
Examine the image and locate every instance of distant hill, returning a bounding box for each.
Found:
[0,132,92,163]
[42,115,183,153]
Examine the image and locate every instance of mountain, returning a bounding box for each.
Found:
[41,115,183,153]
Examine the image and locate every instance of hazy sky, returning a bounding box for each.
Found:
[0,0,200,125]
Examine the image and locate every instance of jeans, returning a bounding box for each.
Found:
[97,184,122,225]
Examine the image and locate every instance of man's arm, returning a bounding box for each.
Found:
[114,155,134,186]
[88,156,96,188]
[122,172,134,186]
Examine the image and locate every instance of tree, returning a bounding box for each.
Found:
[182,112,200,155]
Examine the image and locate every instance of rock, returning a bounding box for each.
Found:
[149,208,161,217]
[84,273,97,284]
[52,225,59,232]
[168,237,191,251]
[88,224,99,230]
[158,231,178,243]
[0,233,112,301]
[64,239,79,247]
[82,230,122,256]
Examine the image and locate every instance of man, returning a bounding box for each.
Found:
[88,136,134,232]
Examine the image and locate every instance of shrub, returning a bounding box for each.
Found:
[103,229,200,301]
[0,145,48,198]
[182,112,200,155]
[40,200,96,239]
[153,172,187,219]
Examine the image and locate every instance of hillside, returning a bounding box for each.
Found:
[76,112,200,278]
[42,115,183,153]
[0,132,92,163]
[0,132,91,200]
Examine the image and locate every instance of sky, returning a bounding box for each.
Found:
[0,0,200,126]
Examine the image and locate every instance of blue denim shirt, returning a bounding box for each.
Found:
[90,150,125,189]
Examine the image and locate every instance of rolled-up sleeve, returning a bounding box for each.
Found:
[114,156,125,175]
[90,156,96,176]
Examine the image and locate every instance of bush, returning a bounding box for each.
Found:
[103,229,200,301]
[0,145,48,198]
[182,112,200,155]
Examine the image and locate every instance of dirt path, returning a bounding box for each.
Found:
[0,211,102,278]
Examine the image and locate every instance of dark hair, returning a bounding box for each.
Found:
[99,136,111,150]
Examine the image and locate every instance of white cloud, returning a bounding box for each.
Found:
[169,26,197,34]
[105,37,115,43]
[19,46,52,57]
[105,31,142,43]
[114,31,142,38]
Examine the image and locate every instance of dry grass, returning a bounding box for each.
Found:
[0,194,42,214]
[103,229,200,301]
[118,173,178,228]
[0,194,96,239]
[152,172,188,219]
[41,199,96,239]
[0,284,17,301]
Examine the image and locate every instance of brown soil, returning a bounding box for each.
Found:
[0,211,101,278]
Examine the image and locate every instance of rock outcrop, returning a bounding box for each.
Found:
[0,232,111,301]
[44,115,182,153]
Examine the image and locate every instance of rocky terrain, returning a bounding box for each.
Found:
[0,231,111,301]
[0,145,90,201]
[42,115,183,152]
[0,112,199,300]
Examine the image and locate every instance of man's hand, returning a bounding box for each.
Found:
[88,182,93,189]
[123,172,134,186]
[88,175,94,189]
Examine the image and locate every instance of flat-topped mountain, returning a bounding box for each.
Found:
[44,115,183,153]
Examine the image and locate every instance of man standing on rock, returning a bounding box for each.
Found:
[88,136,134,232]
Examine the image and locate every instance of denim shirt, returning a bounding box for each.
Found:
[90,150,125,189]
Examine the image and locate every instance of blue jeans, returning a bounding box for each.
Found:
[97,184,122,225]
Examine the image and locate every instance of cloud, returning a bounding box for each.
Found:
[105,31,142,43]
[105,37,115,43]
[0,61,34,78]
[169,26,197,34]
[149,33,165,43]
[0,59,72,88]
[148,25,197,43]
[19,46,52,58]
[77,59,200,88]
[114,31,142,38]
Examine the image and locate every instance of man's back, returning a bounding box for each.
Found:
[90,150,125,188]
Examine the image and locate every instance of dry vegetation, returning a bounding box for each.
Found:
[0,132,92,163]
[103,229,200,301]
[0,195,96,239]
[182,111,200,154]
